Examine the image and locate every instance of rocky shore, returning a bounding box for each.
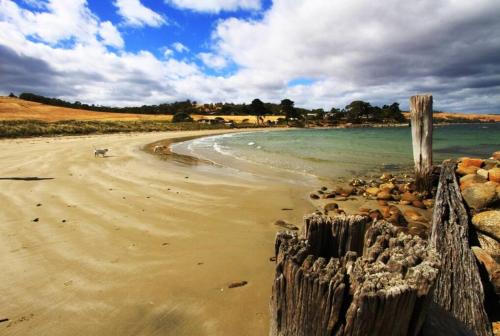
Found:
[279,150,500,334]
[307,170,436,239]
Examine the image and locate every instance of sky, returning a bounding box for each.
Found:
[0,0,499,113]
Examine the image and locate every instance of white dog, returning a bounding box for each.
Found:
[94,148,108,157]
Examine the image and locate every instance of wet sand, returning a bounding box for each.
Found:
[0,130,314,335]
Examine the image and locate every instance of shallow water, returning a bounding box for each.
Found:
[173,124,500,180]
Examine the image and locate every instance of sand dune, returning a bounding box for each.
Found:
[0,130,313,335]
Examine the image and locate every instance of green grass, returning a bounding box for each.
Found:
[0,119,258,138]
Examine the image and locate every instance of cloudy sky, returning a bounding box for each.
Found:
[1,0,499,112]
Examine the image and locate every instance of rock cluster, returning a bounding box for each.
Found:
[309,171,434,238]
[457,156,500,210]
[457,153,500,317]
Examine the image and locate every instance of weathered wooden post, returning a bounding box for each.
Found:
[429,161,493,336]
[410,94,433,194]
[270,215,440,336]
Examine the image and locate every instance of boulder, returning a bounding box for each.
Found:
[387,212,406,227]
[310,193,320,200]
[489,167,500,183]
[423,199,434,208]
[365,187,380,196]
[336,186,354,197]
[460,157,484,168]
[399,200,412,205]
[460,173,487,191]
[484,159,500,171]
[379,182,396,191]
[404,209,426,222]
[380,173,393,180]
[462,181,498,210]
[471,247,500,295]
[324,203,339,212]
[324,193,336,199]
[380,206,391,219]
[377,200,388,206]
[477,169,489,180]
[478,232,500,263]
[472,210,500,241]
[412,200,426,209]
[376,190,393,201]
[369,210,383,221]
[401,191,418,202]
[456,164,479,176]
[492,151,500,161]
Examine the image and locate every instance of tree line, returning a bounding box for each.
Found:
[14,92,405,124]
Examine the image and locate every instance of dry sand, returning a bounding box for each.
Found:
[0,129,314,335]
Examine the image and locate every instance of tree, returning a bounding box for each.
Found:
[172,111,193,122]
[250,98,267,125]
[281,99,298,124]
[8,92,16,98]
[345,100,371,123]
[382,102,405,122]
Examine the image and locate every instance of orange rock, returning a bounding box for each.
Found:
[489,167,500,183]
[456,164,479,176]
[401,191,418,202]
[380,206,390,218]
[376,190,393,201]
[460,173,487,190]
[404,209,425,222]
[423,199,434,209]
[369,210,383,221]
[412,200,426,209]
[460,157,484,167]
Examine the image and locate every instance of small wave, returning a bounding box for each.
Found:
[212,141,233,157]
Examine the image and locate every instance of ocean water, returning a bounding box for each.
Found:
[173,124,500,180]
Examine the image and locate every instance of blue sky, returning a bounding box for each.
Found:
[1,0,499,112]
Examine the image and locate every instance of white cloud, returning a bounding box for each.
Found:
[0,0,102,45]
[167,0,261,13]
[114,0,166,27]
[162,47,174,58]
[172,42,189,53]
[99,21,124,48]
[1,0,500,113]
[208,0,500,111]
[198,52,228,70]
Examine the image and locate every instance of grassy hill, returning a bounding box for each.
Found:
[0,96,281,123]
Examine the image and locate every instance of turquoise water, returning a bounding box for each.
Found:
[176,124,500,179]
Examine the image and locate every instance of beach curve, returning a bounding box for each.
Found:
[0,129,314,335]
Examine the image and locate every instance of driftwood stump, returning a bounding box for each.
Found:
[410,94,433,194]
[430,160,493,336]
[270,215,440,336]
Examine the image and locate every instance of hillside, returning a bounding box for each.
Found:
[0,96,280,123]
[0,96,171,121]
[402,111,500,122]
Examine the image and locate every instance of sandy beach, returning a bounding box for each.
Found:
[0,130,314,336]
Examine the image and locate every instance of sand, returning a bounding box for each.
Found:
[0,129,314,335]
